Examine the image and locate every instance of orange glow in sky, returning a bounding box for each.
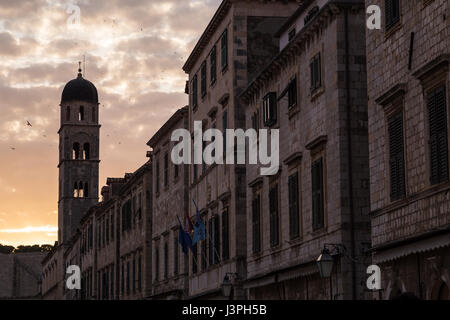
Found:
[0,0,220,247]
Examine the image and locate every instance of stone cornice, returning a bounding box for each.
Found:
[240,1,365,104]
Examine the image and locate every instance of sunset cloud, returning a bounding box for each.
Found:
[0,0,221,247]
[0,225,57,234]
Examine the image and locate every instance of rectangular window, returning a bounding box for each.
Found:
[263,92,277,127]
[201,61,207,98]
[111,214,114,241]
[288,77,297,108]
[154,247,159,282]
[312,158,325,230]
[126,262,130,295]
[156,160,160,193]
[192,75,198,108]
[110,266,114,298]
[106,217,109,244]
[138,255,142,291]
[210,45,217,84]
[137,193,142,220]
[164,153,169,187]
[288,172,300,239]
[221,29,228,71]
[222,111,228,156]
[201,222,207,271]
[214,215,220,264]
[385,0,400,30]
[208,216,220,265]
[173,237,179,276]
[310,53,322,92]
[208,218,213,266]
[164,242,168,280]
[221,207,229,260]
[388,112,406,200]
[428,85,449,185]
[132,257,136,293]
[174,164,179,179]
[252,194,261,253]
[269,184,279,247]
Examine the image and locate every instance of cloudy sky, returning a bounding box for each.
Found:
[0,0,221,246]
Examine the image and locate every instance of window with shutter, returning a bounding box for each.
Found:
[288,77,297,109]
[164,153,169,187]
[310,54,322,92]
[221,29,228,71]
[221,207,229,260]
[192,75,198,108]
[312,158,324,230]
[201,61,207,98]
[289,172,300,239]
[155,247,159,281]
[252,195,261,253]
[428,85,449,185]
[263,92,277,127]
[174,237,179,276]
[210,45,217,84]
[269,184,279,247]
[223,111,228,157]
[388,112,406,200]
[214,215,220,264]
[164,242,168,280]
[385,0,400,30]
[202,222,207,270]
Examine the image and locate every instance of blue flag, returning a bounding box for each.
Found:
[192,200,206,245]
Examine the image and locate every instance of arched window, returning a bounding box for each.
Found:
[79,182,84,198]
[92,108,96,122]
[83,143,90,160]
[66,106,70,121]
[73,143,80,159]
[79,106,85,121]
[84,182,89,198]
[74,182,79,198]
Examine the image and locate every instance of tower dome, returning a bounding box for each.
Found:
[61,67,98,104]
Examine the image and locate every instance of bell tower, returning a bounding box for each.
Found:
[58,64,100,244]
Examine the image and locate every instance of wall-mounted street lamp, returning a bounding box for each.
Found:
[221,273,238,299]
[316,248,335,278]
[316,244,346,300]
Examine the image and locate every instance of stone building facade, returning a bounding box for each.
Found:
[241,0,371,300]
[182,0,300,300]
[0,252,46,299]
[117,164,153,300]
[39,0,450,301]
[366,0,450,300]
[147,107,190,299]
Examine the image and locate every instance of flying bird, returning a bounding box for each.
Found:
[10,147,16,151]
[26,121,32,127]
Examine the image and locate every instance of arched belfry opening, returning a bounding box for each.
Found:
[73,142,80,159]
[83,143,90,160]
[79,106,85,121]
